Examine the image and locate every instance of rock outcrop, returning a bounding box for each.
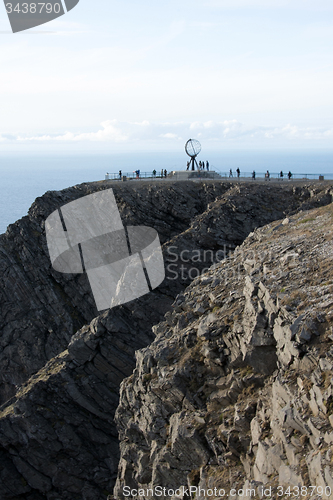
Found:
[0,304,158,499]
[115,202,333,500]
[2,180,329,404]
[0,180,230,405]
[0,179,332,499]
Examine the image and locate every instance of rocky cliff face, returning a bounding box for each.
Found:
[0,179,229,405]
[0,179,332,499]
[115,201,333,500]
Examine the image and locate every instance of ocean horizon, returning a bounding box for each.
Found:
[0,149,332,234]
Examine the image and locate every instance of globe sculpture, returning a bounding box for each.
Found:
[185,139,201,171]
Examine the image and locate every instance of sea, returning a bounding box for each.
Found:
[0,149,332,235]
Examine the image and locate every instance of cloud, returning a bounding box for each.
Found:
[15,120,128,143]
[1,119,333,147]
[159,133,181,139]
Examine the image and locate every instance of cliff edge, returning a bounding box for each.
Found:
[0,180,332,499]
[115,202,333,500]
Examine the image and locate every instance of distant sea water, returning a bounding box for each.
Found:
[0,150,332,235]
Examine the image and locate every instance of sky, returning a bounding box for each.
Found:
[0,0,333,151]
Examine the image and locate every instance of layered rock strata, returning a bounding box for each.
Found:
[0,180,332,499]
[2,180,330,404]
[0,303,158,499]
[0,180,231,405]
[115,202,333,500]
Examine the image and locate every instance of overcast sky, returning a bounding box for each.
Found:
[0,0,333,150]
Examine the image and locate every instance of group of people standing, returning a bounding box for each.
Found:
[280,170,293,180]
[116,167,294,181]
[229,168,241,177]
[265,170,293,181]
[152,170,167,177]
[118,169,168,179]
[186,160,209,171]
[199,160,209,171]
[227,168,293,180]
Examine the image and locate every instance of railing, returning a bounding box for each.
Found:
[104,170,332,181]
[105,170,224,180]
[105,171,167,180]
[217,172,329,180]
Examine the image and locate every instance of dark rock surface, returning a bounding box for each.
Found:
[0,179,332,499]
[0,180,230,405]
[0,306,156,499]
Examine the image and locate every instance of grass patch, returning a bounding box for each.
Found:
[324,396,333,415]
[299,217,315,224]
[239,365,254,377]
[322,370,333,390]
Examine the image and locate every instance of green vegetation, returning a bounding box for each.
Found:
[143,373,152,383]
[299,217,315,224]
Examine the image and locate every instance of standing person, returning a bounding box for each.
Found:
[164,169,167,178]
[229,168,233,177]
[206,161,209,171]
[199,161,202,169]
[288,171,292,180]
[265,170,270,181]
[152,169,156,177]
[119,170,122,179]
[280,171,284,180]
[236,167,240,178]
[252,170,256,180]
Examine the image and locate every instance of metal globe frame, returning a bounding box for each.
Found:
[185,139,202,171]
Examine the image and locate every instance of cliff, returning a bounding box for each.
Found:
[115,201,333,500]
[0,179,332,499]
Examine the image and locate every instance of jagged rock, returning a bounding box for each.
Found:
[0,180,332,498]
[0,308,155,499]
[115,200,333,500]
